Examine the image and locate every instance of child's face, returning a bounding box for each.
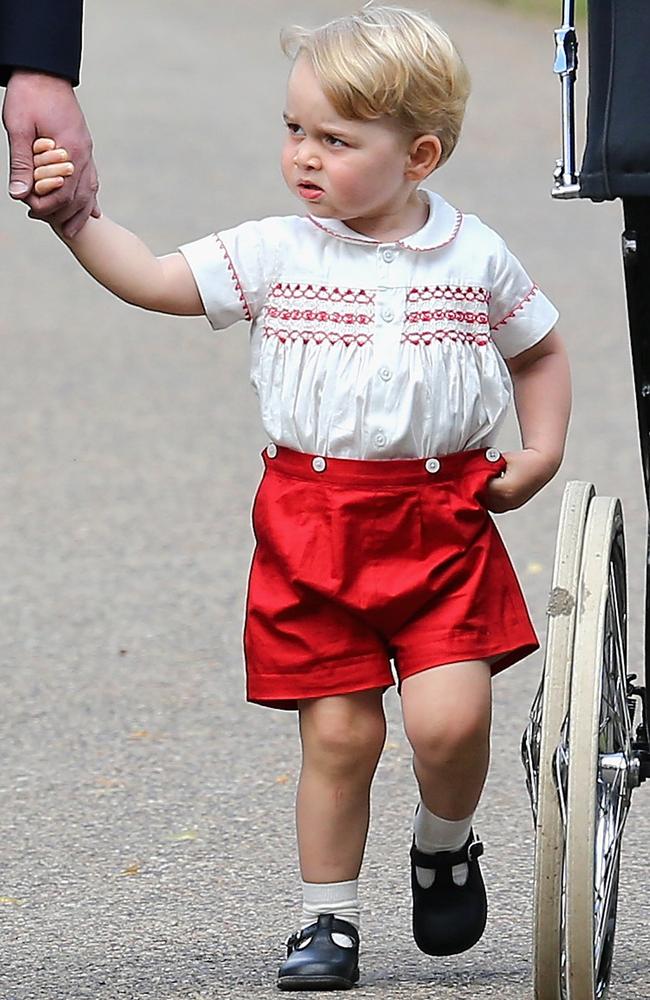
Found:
[281,56,416,226]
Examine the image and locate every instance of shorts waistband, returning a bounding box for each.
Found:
[261,445,505,487]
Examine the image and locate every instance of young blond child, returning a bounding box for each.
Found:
[32,4,570,991]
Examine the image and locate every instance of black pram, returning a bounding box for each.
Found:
[520,4,650,999]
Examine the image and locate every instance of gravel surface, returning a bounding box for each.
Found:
[2,1,649,997]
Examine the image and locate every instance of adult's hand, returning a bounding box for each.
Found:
[3,70,99,237]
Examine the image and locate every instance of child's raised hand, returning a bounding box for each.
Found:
[32,137,74,197]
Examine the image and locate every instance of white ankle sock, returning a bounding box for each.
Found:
[301,879,359,946]
[413,803,473,888]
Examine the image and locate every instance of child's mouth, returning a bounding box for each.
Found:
[297,182,324,201]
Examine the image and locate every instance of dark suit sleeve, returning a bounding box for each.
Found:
[0,0,83,87]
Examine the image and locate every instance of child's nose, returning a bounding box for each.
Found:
[294,141,321,170]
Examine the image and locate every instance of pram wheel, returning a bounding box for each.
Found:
[524,488,641,999]
[562,497,636,1000]
[522,481,594,1000]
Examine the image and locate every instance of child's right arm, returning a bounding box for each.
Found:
[33,138,204,317]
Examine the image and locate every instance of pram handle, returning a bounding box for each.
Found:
[552,0,581,199]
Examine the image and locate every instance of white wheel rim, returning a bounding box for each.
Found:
[563,498,633,1000]
[522,482,594,1000]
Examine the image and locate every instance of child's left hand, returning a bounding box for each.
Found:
[484,448,559,513]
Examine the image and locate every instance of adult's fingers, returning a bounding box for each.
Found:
[3,72,97,222]
[27,154,99,233]
[5,125,35,199]
[2,77,36,198]
[59,159,100,236]
[26,173,82,219]
[57,202,98,238]
[38,159,99,237]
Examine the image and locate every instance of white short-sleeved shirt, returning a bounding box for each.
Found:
[179,189,559,460]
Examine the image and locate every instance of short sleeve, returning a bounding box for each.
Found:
[488,237,559,358]
[178,219,277,331]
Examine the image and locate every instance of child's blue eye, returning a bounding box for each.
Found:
[286,121,304,136]
[325,135,347,147]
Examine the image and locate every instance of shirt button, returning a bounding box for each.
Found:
[312,456,327,473]
[379,366,392,381]
[425,458,440,474]
[374,432,387,448]
[485,448,501,463]
[382,248,396,263]
[381,307,395,322]
[266,442,278,459]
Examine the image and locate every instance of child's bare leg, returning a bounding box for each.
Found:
[401,660,493,955]
[297,688,386,884]
[278,691,384,985]
[401,660,492,821]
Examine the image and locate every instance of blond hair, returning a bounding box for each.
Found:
[281,5,471,166]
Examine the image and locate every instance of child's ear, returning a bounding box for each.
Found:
[406,135,442,181]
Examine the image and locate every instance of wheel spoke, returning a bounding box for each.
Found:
[522,682,543,822]
[554,729,569,833]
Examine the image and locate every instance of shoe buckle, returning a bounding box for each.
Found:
[467,837,484,862]
[285,931,300,953]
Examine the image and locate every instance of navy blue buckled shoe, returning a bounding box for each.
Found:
[410,831,487,956]
[277,913,360,991]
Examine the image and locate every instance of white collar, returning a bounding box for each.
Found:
[307,189,462,252]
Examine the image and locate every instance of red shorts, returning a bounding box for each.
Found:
[244,446,538,710]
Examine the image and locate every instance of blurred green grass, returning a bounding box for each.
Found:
[489,0,587,20]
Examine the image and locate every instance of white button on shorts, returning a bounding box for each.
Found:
[485,448,501,463]
[425,458,441,474]
[266,442,278,458]
[312,456,327,473]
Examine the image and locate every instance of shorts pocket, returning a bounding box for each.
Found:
[474,456,507,507]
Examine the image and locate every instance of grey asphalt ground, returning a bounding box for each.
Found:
[2,1,650,997]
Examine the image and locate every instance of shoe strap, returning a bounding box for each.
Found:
[286,914,359,954]
[410,834,484,870]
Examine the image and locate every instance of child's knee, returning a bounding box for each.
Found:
[300,692,386,775]
[406,704,491,768]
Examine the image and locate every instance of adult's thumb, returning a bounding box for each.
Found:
[8,136,34,199]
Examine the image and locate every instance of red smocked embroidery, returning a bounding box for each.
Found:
[263,283,374,347]
[266,307,372,326]
[269,284,373,305]
[407,286,490,304]
[402,286,491,347]
[407,309,489,326]
[491,284,539,331]
[216,236,252,321]
[403,330,490,346]
[264,329,372,347]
